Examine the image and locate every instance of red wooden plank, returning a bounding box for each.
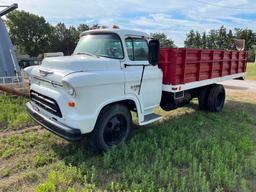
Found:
[229,52,233,75]
[236,52,240,73]
[220,51,224,77]
[197,50,202,81]
[182,49,187,83]
[172,49,178,85]
[210,51,214,79]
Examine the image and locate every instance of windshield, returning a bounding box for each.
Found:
[73,33,124,59]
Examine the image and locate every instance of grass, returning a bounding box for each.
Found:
[246,62,256,80]
[0,89,256,191]
[0,94,34,130]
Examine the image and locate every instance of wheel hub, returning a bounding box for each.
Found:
[103,114,127,146]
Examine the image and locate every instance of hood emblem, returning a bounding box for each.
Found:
[39,69,54,77]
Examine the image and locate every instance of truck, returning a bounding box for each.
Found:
[25,28,247,152]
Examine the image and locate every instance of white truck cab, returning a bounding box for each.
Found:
[25,29,163,151]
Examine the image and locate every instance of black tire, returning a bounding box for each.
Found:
[160,92,177,111]
[198,86,210,110]
[207,84,225,112]
[90,104,132,152]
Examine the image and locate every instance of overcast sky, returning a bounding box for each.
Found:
[1,0,256,46]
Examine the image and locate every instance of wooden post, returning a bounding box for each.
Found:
[0,85,29,98]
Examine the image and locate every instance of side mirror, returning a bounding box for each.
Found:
[148,39,160,66]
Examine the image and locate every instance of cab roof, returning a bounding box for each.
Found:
[80,28,149,38]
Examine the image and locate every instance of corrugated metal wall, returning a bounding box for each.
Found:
[0,18,21,80]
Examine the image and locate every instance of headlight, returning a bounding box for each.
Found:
[62,81,76,97]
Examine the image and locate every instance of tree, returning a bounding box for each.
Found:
[49,23,66,54]
[6,10,52,57]
[151,32,175,48]
[77,24,89,33]
[68,26,80,52]
[49,23,80,55]
[207,30,218,49]
[201,32,207,49]
[184,26,256,62]
[184,27,237,50]
[194,31,202,48]
[184,30,196,48]
[235,28,256,61]
[226,30,235,50]
[235,28,255,50]
[216,26,227,49]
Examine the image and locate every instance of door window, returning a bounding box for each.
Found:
[125,38,148,61]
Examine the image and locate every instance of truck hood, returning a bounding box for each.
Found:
[27,55,120,83]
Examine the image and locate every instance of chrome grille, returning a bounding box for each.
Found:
[30,90,62,117]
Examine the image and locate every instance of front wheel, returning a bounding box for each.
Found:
[90,104,132,152]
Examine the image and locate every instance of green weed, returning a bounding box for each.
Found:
[246,62,256,80]
[0,95,34,130]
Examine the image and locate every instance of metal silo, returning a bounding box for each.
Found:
[0,4,21,85]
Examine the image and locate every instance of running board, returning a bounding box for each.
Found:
[140,113,162,126]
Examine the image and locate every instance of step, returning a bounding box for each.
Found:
[140,113,162,126]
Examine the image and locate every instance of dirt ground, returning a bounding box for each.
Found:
[221,80,256,92]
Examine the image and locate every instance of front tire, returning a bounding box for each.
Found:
[90,104,132,152]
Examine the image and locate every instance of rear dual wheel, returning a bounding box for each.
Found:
[198,84,225,112]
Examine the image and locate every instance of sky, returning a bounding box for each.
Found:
[1,0,256,46]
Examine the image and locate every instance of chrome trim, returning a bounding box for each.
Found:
[33,76,63,87]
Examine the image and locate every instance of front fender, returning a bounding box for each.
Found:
[94,94,144,126]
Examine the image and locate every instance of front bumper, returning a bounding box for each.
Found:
[26,102,82,141]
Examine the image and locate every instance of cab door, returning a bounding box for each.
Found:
[122,37,162,112]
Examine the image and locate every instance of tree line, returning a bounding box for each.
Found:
[6,10,94,57]
[5,10,255,62]
[6,10,175,57]
[184,26,256,62]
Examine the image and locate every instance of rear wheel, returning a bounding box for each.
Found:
[90,104,132,152]
[198,86,210,110]
[207,84,225,112]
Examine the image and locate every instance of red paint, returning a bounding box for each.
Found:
[159,48,247,85]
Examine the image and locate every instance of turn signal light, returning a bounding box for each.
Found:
[68,101,75,107]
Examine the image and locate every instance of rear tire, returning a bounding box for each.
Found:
[198,86,210,110]
[90,104,132,152]
[207,84,225,112]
